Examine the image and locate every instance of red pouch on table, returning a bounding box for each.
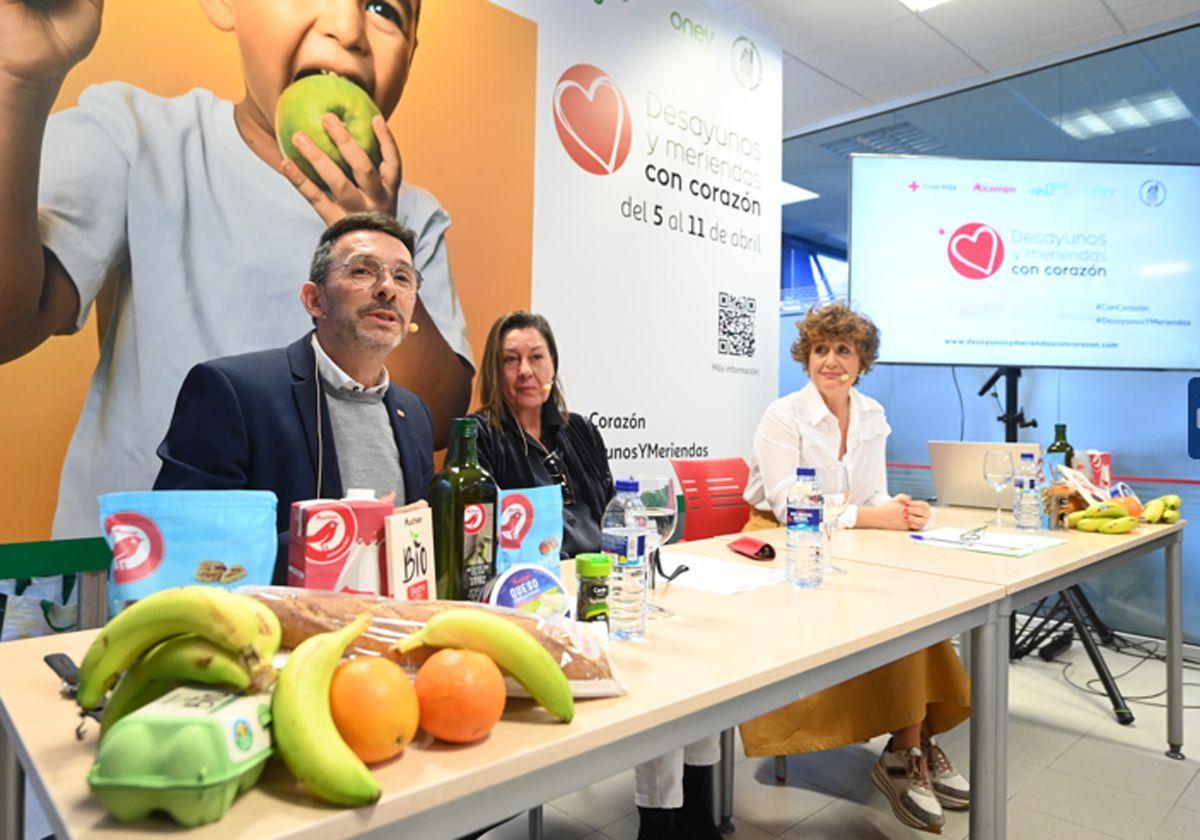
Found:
[727,536,776,561]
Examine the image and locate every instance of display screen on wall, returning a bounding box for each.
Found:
[849,154,1200,370]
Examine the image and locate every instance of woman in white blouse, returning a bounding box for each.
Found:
[740,302,971,835]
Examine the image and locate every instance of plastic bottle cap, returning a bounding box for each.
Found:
[795,467,815,477]
[575,553,611,577]
[1020,453,1035,461]
[615,479,640,494]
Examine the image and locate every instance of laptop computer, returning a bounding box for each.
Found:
[928,441,1041,509]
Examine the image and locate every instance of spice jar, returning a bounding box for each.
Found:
[574,553,611,629]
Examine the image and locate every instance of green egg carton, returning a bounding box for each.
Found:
[87,685,273,827]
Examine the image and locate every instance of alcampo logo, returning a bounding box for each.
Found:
[553,64,632,175]
[105,511,165,585]
[948,222,1005,279]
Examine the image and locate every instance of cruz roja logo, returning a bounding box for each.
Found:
[947,222,1005,279]
[732,36,762,90]
[553,64,632,175]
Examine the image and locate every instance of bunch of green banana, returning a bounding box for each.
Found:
[1066,503,1138,535]
[100,634,252,733]
[76,587,280,711]
[271,612,381,807]
[1143,494,1183,525]
[394,608,574,723]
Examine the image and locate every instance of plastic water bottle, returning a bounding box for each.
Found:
[602,479,651,640]
[786,467,824,589]
[1014,452,1042,531]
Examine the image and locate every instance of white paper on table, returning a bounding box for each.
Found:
[911,527,1066,558]
[659,552,785,595]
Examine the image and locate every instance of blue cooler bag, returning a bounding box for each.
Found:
[98,491,277,615]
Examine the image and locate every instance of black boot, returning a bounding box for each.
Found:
[680,764,723,840]
[637,805,687,840]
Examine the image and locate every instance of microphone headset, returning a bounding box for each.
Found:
[839,374,851,382]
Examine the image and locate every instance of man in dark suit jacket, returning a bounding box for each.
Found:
[155,212,436,582]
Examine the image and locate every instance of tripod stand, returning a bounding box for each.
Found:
[979,367,1133,725]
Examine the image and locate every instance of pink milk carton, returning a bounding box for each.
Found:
[288,492,393,595]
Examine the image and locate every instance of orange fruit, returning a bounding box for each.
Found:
[329,655,419,764]
[414,648,506,744]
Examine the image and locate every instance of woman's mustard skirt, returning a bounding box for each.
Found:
[738,508,972,757]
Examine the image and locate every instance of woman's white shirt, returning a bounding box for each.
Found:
[744,381,893,527]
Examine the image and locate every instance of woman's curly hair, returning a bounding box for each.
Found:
[791,301,880,378]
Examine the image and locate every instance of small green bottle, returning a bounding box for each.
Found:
[574,553,611,629]
[1045,423,1075,477]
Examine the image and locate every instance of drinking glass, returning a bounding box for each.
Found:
[634,475,681,620]
[815,463,850,575]
[982,451,1014,526]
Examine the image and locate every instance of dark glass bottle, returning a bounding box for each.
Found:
[1045,423,1075,476]
[430,418,497,601]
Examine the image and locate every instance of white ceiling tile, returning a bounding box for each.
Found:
[784,93,875,136]
[730,0,913,56]
[859,58,984,104]
[920,0,1113,57]
[972,15,1124,71]
[783,56,861,107]
[1111,0,1200,30]
[800,14,970,92]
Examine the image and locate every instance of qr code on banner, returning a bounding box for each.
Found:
[718,292,757,357]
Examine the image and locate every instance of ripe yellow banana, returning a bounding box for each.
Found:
[1082,503,1127,519]
[1066,511,1089,527]
[1158,494,1183,509]
[1163,509,1181,525]
[395,608,574,723]
[246,596,283,671]
[77,587,275,710]
[272,613,381,807]
[1143,499,1166,524]
[1098,516,1138,535]
[1076,518,1107,532]
[100,634,251,734]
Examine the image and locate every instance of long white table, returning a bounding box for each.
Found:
[752,508,1188,838]
[0,548,1005,839]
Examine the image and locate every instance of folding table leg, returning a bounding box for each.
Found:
[527,805,543,840]
[1,722,25,840]
[718,728,735,832]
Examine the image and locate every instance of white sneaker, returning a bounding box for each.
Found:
[923,735,970,810]
[871,742,945,834]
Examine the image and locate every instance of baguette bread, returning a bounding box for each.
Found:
[252,589,613,682]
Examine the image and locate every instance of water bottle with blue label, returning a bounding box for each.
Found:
[1014,452,1042,531]
[786,467,824,589]
[601,479,651,640]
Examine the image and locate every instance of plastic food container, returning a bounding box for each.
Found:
[87,686,272,826]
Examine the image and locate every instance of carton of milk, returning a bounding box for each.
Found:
[384,506,437,601]
[288,490,392,595]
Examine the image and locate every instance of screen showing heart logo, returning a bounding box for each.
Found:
[948,222,1005,279]
[553,63,632,175]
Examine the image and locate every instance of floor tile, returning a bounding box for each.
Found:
[479,805,593,840]
[728,757,841,835]
[1012,767,1173,840]
[1050,735,1199,804]
[1000,802,1122,840]
[550,769,636,829]
[1151,806,1200,840]
[770,741,880,796]
[925,723,1044,799]
[779,777,967,840]
[1176,772,1200,812]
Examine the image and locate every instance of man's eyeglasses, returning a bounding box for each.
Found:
[542,451,575,506]
[335,255,423,295]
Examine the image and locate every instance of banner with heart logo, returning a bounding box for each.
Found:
[493,0,782,478]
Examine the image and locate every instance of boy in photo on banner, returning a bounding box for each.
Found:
[0,0,472,554]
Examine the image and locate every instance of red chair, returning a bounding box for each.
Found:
[670,457,751,541]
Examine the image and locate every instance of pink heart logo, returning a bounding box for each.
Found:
[948,222,1005,279]
[553,64,632,175]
